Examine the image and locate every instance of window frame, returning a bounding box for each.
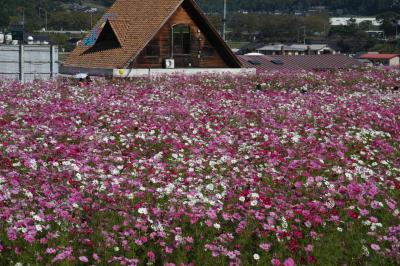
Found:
[172,24,191,56]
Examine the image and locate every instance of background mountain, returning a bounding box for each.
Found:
[0,0,399,30]
[197,0,400,14]
[0,0,398,54]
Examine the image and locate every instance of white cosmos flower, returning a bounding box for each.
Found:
[35,224,43,232]
[30,159,38,170]
[138,207,148,215]
[253,253,260,260]
[251,193,259,198]
[206,184,214,191]
[111,169,120,175]
[33,215,42,222]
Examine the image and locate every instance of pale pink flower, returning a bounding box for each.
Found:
[370,244,380,251]
[259,243,271,251]
[79,256,89,263]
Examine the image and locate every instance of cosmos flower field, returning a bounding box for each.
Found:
[0,69,399,265]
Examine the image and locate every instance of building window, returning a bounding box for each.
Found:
[145,40,160,57]
[173,24,191,55]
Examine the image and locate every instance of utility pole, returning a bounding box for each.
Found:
[39,8,48,31]
[88,10,96,29]
[299,26,306,44]
[223,0,227,41]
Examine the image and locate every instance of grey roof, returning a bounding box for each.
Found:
[257,45,304,51]
[257,44,334,52]
[239,54,363,73]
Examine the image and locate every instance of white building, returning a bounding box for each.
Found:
[256,44,336,56]
[330,17,382,27]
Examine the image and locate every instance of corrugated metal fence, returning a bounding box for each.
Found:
[0,45,58,82]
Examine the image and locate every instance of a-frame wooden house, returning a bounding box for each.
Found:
[64,0,241,72]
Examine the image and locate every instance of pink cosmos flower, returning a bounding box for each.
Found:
[370,244,380,251]
[271,258,281,266]
[165,246,173,254]
[259,243,271,251]
[93,253,100,261]
[147,251,155,261]
[304,244,314,252]
[46,248,57,254]
[283,258,296,266]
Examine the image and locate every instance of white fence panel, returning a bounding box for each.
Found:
[0,45,58,82]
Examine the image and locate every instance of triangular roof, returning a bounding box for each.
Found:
[107,19,130,45]
[64,0,241,69]
[93,20,122,47]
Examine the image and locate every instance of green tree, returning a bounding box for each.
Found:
[377,12,400,38]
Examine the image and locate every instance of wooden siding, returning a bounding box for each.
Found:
[131,6,228,68]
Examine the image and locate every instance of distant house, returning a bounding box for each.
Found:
[63,0,241,74]
[25,34,51,45]
[239,54,362,73]
[307,6,327,14]
[256,44,336,56]
[365,31,385,40]
[358,53,400,66]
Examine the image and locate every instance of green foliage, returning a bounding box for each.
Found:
[0,0,104,30]
[329,25,377,53]
[377,12,400,37]
[211,12,330,42]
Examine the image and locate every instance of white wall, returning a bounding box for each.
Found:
[389,57,400,66]
[113,68,256,78]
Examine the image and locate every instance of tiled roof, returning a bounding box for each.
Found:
[64,0,241,69]
[359,53,399,60]
[239,54,362,73]
[64,0,183,69]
